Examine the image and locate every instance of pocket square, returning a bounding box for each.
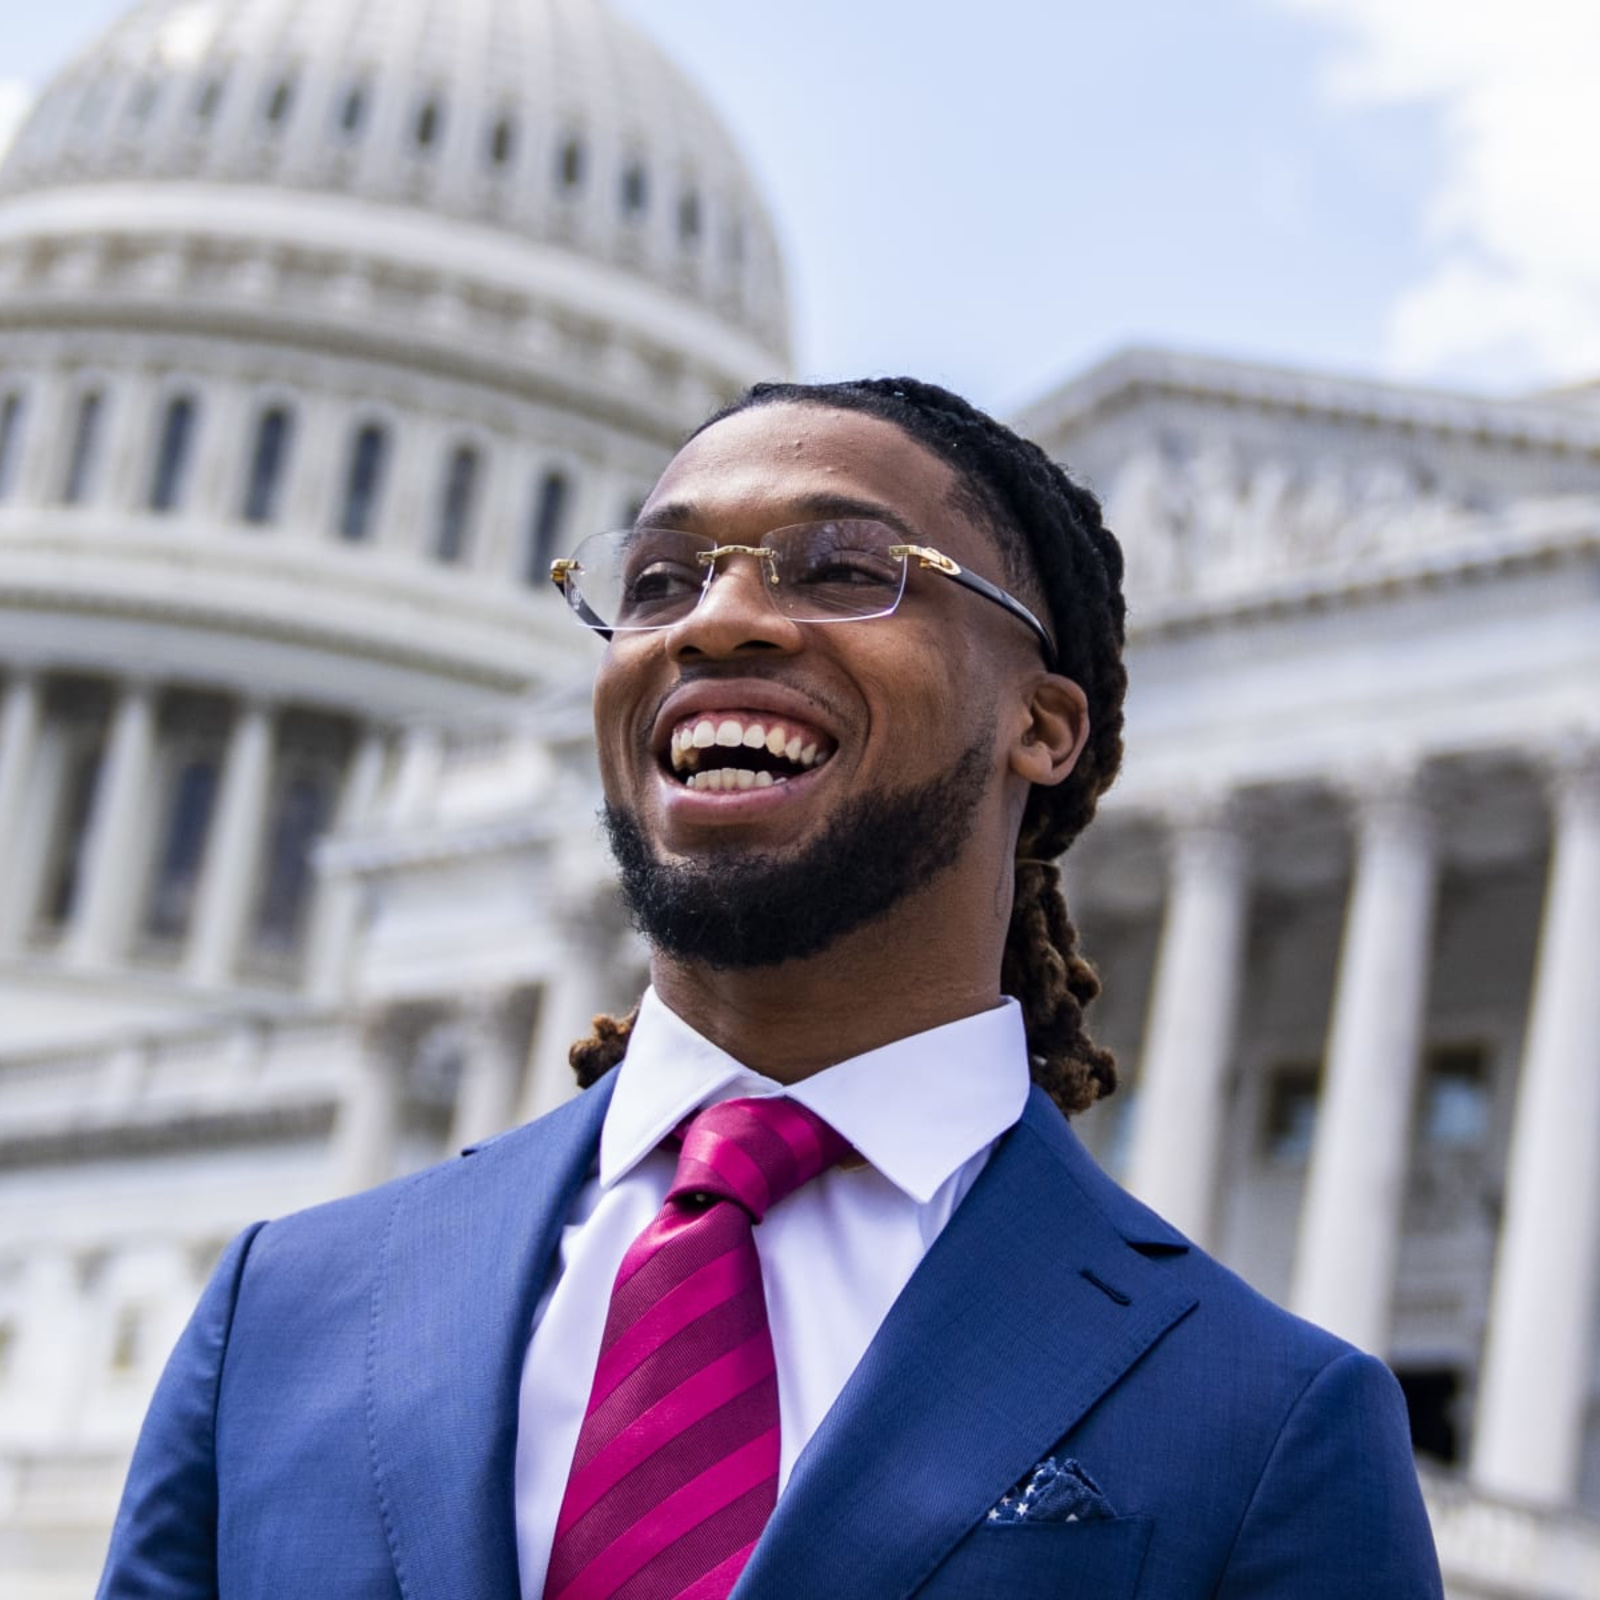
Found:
[987,1457,1116,1525]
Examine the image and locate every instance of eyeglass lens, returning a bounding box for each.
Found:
[567,520,911,631]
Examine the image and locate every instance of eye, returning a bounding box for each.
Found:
[798,551,899,586]
[789,525,902,589]
[622,559,701,606]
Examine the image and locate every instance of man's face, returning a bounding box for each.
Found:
[593,403,1046,966]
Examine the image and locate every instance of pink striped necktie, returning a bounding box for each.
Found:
[543,1096,853,1600]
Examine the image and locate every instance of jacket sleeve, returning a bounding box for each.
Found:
[96,1223,266,1600]
[1216,1348,1444,1598]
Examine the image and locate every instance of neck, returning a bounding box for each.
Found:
[648,863,1012,1082]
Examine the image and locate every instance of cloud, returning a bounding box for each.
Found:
[0,80,34,163]
[1270,0,1600,390]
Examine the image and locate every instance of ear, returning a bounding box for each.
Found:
[1009,673,1090,788]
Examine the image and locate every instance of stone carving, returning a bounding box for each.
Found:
[1104,437,1470,603]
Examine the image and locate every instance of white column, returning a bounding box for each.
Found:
[18,369,69,503]
[184,700,275,987]
[333,1019,402,1195]
[449,993,528,1149]
[64,682,159,969]
[1291,771,1437,1352]
[1472,749,1600,1505]
[304,727,389,1003]
[0,673,42,923]
[1124,799,1249,1247]
[518,945,610,1123]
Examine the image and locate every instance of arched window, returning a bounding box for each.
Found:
[242,405,294,525]
[524,468,569,585]
[0,392,25,499]
[338,422,388,542]
[143,756,219,940]
[414,98,442,152]
[434,445,479,564]
[488,114,516,169]
[148,395,197,513]
[127,77,161,127]
[40,741,102,930]
[252,769,333,953]
[620,161,648,217]
[263,75,295,128]
[557,136,584,192]
[337,82,367,137]
[194,74,225,124]
[60,390,104,505]
[678,191,702,247]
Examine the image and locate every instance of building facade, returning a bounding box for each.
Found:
[0,4,1597,1599]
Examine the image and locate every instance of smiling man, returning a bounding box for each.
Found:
[101,379,1443,1600]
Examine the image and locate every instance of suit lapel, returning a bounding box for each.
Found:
[734,1088,1198,1600]
[366,1075,617,1600]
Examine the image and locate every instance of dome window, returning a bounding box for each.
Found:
[678,191,702,247]
[620,161,649,218]
[0,392,26,500]
[149,396,198,514]
[193,75,225,124]
[39,739,103,932]
[524,468,570,585]
[143,755,220,941]
[74,79,110,133]
[61,391,105,506]
[242,406,294,526]
[434,445,479,565]
[263,75,295,129]
[337,84,368,138]
[488,114,516,170]
[128,78,162,127]
[252,766,335,956]
[556,136,585,192]
[339,422,389,542]
[413,98,442,153]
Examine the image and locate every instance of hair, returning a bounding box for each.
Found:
[570,377,1128,1116]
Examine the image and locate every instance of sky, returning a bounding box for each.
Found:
[1,0,1594,415]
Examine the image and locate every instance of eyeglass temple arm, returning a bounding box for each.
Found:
[550,559,614,641]
[892,545,1058,671]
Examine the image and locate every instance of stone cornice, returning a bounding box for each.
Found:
[0,522,576,703]
[0,185,787,442]
[319,809,566,874]
[1016,346,1600,458]
[0,1098,336,1168]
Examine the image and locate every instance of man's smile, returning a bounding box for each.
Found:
[667,711,834,790]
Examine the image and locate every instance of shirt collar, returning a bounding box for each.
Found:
[599,987,1030,1205]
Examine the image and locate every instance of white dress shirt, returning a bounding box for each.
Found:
[513,986,1031,1599]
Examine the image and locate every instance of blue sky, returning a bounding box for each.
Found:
[4,0,1592,414]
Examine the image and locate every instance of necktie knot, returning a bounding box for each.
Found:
[669,1097,852,1223]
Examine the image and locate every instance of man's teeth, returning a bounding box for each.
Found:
[686,769,779,791]
[669,715,828,779]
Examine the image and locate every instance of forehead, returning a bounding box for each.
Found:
[642,403,999,567]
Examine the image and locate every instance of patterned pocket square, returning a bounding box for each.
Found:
[987,1456,1117,1525]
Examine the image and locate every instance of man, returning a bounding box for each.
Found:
[101,378,1443,1598]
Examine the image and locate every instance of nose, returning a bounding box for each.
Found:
[664,549,804,662]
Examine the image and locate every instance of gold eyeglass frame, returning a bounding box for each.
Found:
[550,532,1057,671]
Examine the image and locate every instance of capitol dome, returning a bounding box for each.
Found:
[0,0,792,1031]
[0,0,788,356]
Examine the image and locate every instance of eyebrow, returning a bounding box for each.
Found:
[636,492,920,543]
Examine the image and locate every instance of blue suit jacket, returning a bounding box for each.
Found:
[99,1077,1442,1599]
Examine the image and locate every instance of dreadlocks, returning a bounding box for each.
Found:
[570,377,1127,1116]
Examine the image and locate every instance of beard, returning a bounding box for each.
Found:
[602,736,992,970]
